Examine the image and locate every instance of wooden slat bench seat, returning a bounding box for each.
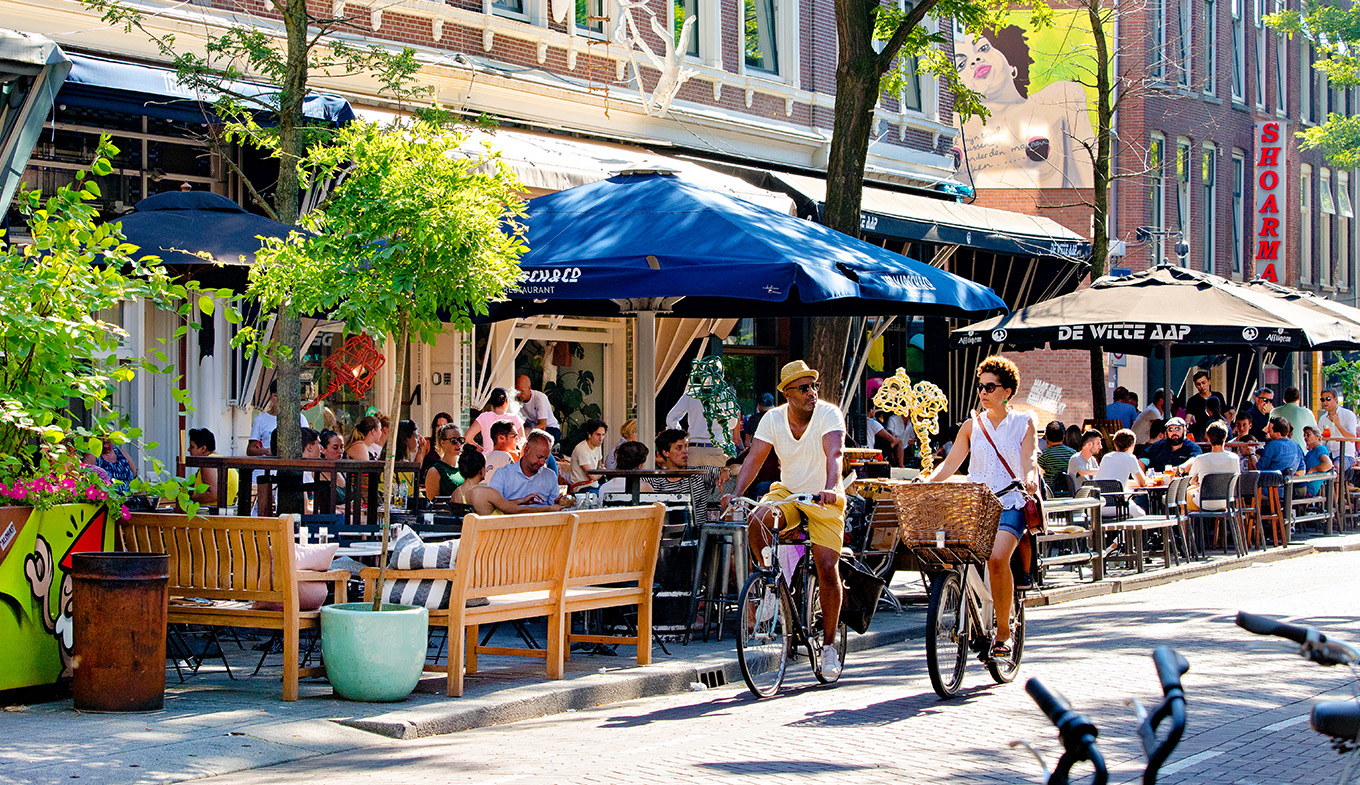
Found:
[564,504,666,664]
[119,513,348,701]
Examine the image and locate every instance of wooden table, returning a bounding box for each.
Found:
[586,468,712,505]
[182,456,420,527]
[1043,496,1106,581]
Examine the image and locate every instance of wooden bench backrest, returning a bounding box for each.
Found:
[567,503,665,588]
[118,513,296,605]
[453,511,576,599]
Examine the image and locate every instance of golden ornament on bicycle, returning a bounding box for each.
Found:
[873,368,948,473]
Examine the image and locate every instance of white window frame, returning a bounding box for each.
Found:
[1202,144,1217,274]
[1322,168,1335,287]
[1302,44,1314,123]
[1178,0,1193,88]
[739,0,797,84]
[1232,149,1246,276]
[1231,0,1246,101]
[1254,0,1267,109]
[1339,172,1352,290]
[672,0,720,66]
[1204,0,1217,96]
[1177,137,1193,266]
[1151,134,1167,265]
[1153,0,1168,81]
[575,0,608,37]
[879,6,937,118]
[1302,164,1314,284]
[484,0,537,24]
[1274,0,1287,114]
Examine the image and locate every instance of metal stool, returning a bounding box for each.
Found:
[687,521,749,643]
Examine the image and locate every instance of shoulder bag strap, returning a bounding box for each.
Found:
[975,414,1021,483]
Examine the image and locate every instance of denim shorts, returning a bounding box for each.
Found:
[997,508,1026,539]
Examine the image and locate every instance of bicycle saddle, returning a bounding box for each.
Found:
[1312,701,1360,741]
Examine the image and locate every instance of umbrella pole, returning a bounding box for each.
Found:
[1163,340,1173,413]
[1254,347,1265,391]
[637,310,657,444]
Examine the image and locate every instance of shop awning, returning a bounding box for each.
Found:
[0,30,70,211]
[60,53,355,125]
[766,171,1092,262]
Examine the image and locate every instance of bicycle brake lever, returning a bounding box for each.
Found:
[1124,697,1149,725]
[1007,740,1050,779]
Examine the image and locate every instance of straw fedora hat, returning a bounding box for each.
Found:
[778,360,819,392]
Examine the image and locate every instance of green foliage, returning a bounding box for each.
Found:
[0,136,234,508]
[878,0,1053,123]
[545,369,603,453]
[247,117,527,343]
[1267,2,1360,167]
[1325,359,1360,406]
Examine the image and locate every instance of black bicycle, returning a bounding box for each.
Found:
[1016,645,1189,784]
[728,495,848,698]
[1237,611,1360,783]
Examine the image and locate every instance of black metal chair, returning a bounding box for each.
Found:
[1234,471,1262,550]
[1085,479,1132,520]
[1186,473,1244,558]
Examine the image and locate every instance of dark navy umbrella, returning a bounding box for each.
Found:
[497,170,1007,437]
[115,190,303,267]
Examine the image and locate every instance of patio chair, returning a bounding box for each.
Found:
[1254,471,1287,548]
[1085,479,1132,520]
[1052,473,1078,498]
[1186,473,1244,558]
[1234,471,1262,550]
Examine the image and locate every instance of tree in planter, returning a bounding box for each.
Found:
[0,136,227,513]
[248,116,526,610]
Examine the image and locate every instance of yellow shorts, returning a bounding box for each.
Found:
[760,482,845,552]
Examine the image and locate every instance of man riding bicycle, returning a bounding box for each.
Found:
[723,360,847,678]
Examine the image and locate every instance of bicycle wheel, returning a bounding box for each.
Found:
[806,568,848,684]
[987,590,1025,684]
[737,570,792,698]
[925,569,968,699]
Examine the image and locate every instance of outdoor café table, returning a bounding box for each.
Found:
[1284,471,1337,536]
[586,467,713,505]
[182,456,420,527]
[1043,495,1106,581]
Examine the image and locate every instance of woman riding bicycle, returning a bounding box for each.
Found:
[923,354,1038,661]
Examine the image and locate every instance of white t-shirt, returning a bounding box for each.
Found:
[518,389,560,430]
[866,418,885,443]
[884,414,910,442]
[1319,407,1358,462]
[248,411,309,451]
[1095,450,1144,484]
[570,440,603,485]
[484,450,515,480]
[753,401,846,495]
[666,394,718,444]
[1188,450,1241,510]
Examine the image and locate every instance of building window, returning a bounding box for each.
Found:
[1152,0,1167,81]
[1274,1,1287,114]
[1204,0,1217,95]
[1320,62,1331,118]
[1302,164,1314,284]
[1178,0,1193,87]
[674,0,700,56]
[744,0,780,75]
[1232,150,1246,275]
[1231,0,1245,101]
[1177,138,1192,266]
[1322,168,1335,287]
[1254,0,1266,109]
[1302,45,1314,122]
[576,0,606,35]
[1202,146,1217,274]
[490,0,525,16]
[1339,172,1353,290]
[1151,135,1166,265]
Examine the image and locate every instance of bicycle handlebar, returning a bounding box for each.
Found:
[1027,678,1075,726]
[1237,610,1360,666]
[1027,678,1107,785]
[1152,645,1190,696]
[1236,610,1310,644]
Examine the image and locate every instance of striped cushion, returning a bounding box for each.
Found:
[381,531,459,609]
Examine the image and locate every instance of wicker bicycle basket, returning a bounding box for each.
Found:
[888,481,1003,568]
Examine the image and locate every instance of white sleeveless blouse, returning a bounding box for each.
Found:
[968,410,1030,510]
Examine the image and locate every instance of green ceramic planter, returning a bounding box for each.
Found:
[320,602,428,702]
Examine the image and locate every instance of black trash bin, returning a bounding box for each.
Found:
[70,552,170,712]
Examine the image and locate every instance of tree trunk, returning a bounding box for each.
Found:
[1085,0,1113,425]
[806,317,852,406]
[270,0,310,474]
[372,314,410,612]
[1089,346,1106,421]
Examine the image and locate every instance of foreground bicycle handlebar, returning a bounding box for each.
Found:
[1236,610,1360,667]
[1024,678,1108,785]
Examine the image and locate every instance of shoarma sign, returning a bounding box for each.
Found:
[1254,121,1286,283]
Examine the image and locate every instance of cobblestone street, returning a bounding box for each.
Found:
[187,550,1360,785]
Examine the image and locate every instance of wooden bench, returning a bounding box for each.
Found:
[363,510,577,697]
[117,513,349,701]
[564,504,666,665]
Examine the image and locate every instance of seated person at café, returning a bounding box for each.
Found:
[448,445,486,513]
[650,428,729,526]
[866,406,905,467]
[1038,420,1076,492]
[1256,417,1306,480]
[472,430,572,515]
[599,441,655,497]
[1231,412,1258,471]
[317,429,348,504]
[185,428,239,509]
[1301,425,1334,497]
[1143,417,1201,471]
[1066,430,1103,484]
[1106,387,1138,429]
[483,420,518,480]
[569,418,609,493]
[1094,428,1148,517]
[1273,387,1317,449]
[424,423,465,501]
[1243,387,1274,441]
[1183,422,1240,511]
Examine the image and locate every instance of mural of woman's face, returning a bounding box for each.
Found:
[955,36,1014,99]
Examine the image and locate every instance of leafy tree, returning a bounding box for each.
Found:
[249,116,526,609]
[84,0,425,488]
[1268,3,1360,168]
[810,0,1049,403]
[0,136,229,515]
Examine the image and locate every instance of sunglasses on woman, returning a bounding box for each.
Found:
[975,381,1002,393]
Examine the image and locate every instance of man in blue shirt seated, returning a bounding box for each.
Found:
[1300,425,1334,497]
[1257,417,1306,480]
[1143,417,1202,471]
[474,430,572,514]
[1106,387,1138,430]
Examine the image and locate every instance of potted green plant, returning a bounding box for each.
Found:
[249,113,526,701]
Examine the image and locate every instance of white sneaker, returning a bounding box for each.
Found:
[756,590,778,623]
[821,646,842,679]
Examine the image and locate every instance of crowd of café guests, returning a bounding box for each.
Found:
[1033,370,1358,516]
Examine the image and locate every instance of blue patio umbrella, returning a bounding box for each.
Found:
[495,170,1007,437]
[115,190,304,267]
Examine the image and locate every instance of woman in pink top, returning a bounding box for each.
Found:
[464,387,526,454]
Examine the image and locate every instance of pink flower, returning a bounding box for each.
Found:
[120,505,131,521]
